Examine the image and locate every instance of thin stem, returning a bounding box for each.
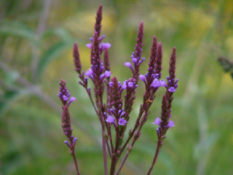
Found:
[116,149,129,175]
[71,150,81,175]
[102,126,108,175]
[147,138,162,175]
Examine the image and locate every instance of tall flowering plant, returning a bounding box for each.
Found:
[58,5,178,175]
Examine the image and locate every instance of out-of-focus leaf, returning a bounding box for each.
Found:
[0,89,29,117]
[0,20,37,45]
[36,41,73,78]
[194,132,219,159]
[5,70,19,85]
[43,28,73,42]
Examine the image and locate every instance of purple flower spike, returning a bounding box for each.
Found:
[118,118,127,126]
[106,115,115,124]
[152,117,161,126]
[168,120,175,128]
[73,42,82,74]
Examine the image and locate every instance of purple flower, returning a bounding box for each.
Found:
[167,120,175,128]
[168,87,177,93]
[86,43,92,49]
[152,117,161,125]
[118,118,127,126]
[104,71,111,78]
[63,95,69,101]
[101,43,111,50]
[124,62,132,68]
[122,78,137,90]
[151,79,166,88]
[85,69,93,78]
[152,117,175,128]
[68,97,76,106]
[139,74,146,82]
[106,115,115,124]
[86,42,111,52]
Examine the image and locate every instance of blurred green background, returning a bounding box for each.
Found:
[0,0,233,174]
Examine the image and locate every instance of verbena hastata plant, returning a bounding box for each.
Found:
[58,5,178,175]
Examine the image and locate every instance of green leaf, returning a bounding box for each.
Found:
[36,41,73,78]
[0,89,30,118]
[0,20,38,45]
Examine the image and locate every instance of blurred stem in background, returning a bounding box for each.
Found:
[31,0,51,81]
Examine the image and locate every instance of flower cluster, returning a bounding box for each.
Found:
[58,80,80,175]
[59,4,178,175]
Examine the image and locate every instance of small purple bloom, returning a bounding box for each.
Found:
[132,58,138,64]
[70,97,76,103]
[86,43,92,49]
[73,137,78,145]
[139,74,146,82]
[168,87,176,92]
[167,120,175,128]
[124,62,132,68]
[68,97,76,106]
[151,79,160,88]
[128,82,134,88]
[160,80,166,86]
[118,118,127,126]
[63,95,69,101]
[64,140,71,148]
[106,115,115,124]
[104,71,111,78]
[151,79,166,88]
[152,117,161,126]
[85,69,93,78]
[101,43,111,50]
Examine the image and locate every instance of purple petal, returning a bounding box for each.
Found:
[168,87,176,92]
[122,81,127,89]
[64,140,71,148]
[68,97,76,106]
[104,71,111,78]
[160,79,166,87]
[86,43,92,49]
[63,95,69,101]
[128,82,134,88]
[73,137,78,145]
[85,69,93,78]
[132,58,138,64]
[118,118,127,126]
[139,75,146,82]
[151,79,160,88]
[168,120,175,128]
[106,115,115,124]
[70,97,76,103]
[101,43,111,49]
[152,117,161,126]
[124,62,132,68]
